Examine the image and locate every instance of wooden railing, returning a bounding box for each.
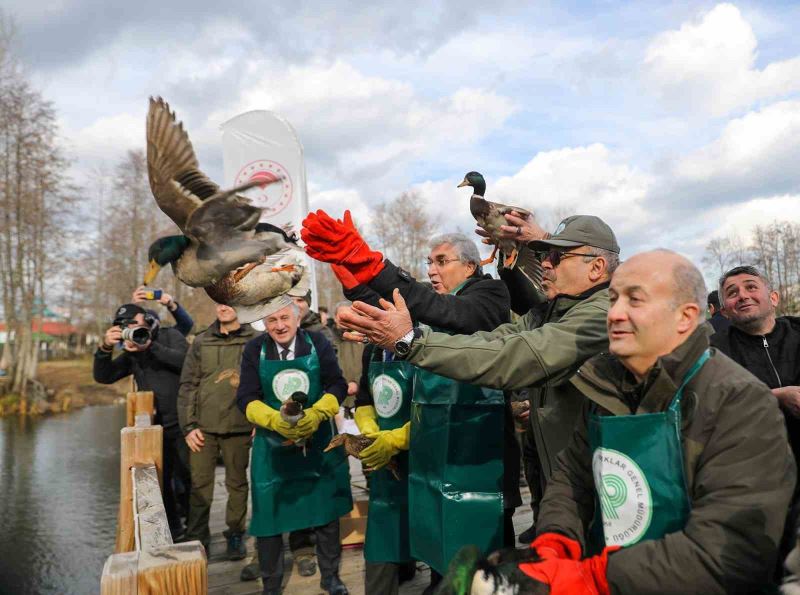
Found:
[100,391,207,594]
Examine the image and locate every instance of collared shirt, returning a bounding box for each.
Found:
[277,336,297,361]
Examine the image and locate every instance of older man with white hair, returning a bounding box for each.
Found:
[302,210,511,594]
[236,298,351,595]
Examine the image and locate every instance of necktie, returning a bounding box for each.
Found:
[280,348,289,361]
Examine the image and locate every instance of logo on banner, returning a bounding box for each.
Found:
[272,369,310,402]
[371,374,403,417]
[235,159,293,218]
[592,447,652,546]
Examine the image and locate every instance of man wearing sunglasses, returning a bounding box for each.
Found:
[336,215,619,543]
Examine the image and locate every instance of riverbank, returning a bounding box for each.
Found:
[0,358,128,417]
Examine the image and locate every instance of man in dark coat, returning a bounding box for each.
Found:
[523,251,794,594]
[706,290,730,334]
[236,298,350,595]
[93,303,190,538]
[711,264,800,574]
[302,212,511,594]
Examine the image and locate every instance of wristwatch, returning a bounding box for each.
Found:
[394,328,416,359]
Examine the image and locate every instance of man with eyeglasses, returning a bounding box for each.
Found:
[302,211,510,594]
[336,215,619,546]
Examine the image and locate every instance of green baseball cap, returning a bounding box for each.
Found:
[528,215,619,254]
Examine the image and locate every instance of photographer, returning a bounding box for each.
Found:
[131,286,194,336]
[93,303,191,539]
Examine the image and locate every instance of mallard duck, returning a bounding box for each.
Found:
[279,391,309,453]
[436,544,548,595]
[204,249,307,324]
[143,96,294,288]
[458,171,543,293]
[324,433,401,480]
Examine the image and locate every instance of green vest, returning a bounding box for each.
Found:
[588,350,708,550]
[364,356,414,563]
[249,334,353,536]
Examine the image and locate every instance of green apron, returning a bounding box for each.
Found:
[588,349,710,549]
[249,334,353,537]
[364,356,414,563]
[408,315,505,574]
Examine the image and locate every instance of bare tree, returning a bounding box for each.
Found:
[370,190,436,279]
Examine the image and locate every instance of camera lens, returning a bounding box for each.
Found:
[121,326,151,345]
[130,327,151,345]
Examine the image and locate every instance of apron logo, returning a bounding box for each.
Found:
[272,369,311,403]
[371,374,403,418]
[592,448,652,546]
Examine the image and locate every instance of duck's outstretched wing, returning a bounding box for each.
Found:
[146,96,220,230]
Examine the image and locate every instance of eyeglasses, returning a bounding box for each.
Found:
[425,256,461,268]
[536,249,599,267]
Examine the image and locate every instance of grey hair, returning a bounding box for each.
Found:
[429,233,480,265]
[333,300,352,314]
[290,302,300,316]
[718,265,771,295]
[650,249,707,308]
[583,248,620,275]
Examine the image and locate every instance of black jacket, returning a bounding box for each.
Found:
[347,259,510,333]
[349,261,520,506]
[236,328,347,413]
[711,316,800,462]
[707,311,731,334]
[93,327,188,429]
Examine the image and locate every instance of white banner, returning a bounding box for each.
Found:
[221,111,317,309]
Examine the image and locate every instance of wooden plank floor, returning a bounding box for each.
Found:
[207,458,533,595]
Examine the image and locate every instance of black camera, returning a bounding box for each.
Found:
[121,326,151,345]
[115,318,152,345]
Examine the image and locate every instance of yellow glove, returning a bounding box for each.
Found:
[354,405,380,435]
[246,401,300,440]
[360,422,410,470]
[295,393,340,439]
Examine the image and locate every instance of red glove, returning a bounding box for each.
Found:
[302,209,384,284]
[331,264,359,290]
[531,533,582,561]
[519,546,619,595]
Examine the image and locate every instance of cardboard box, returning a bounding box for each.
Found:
[340,500,369,546]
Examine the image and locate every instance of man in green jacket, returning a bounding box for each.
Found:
[518,250,795,594]
[178,304,258,559]
[338,215,619,524]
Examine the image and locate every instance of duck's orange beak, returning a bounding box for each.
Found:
[457,178,470,188]
[143,260,161,285]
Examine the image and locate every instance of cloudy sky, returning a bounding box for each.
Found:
[7,0,800,278]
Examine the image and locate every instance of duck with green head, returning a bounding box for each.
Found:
[457,171,542,293]
[142,97,305,320]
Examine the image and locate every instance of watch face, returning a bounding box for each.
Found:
[394,341,410,357]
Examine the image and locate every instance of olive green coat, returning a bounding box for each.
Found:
[538,325,796,594]
[178,322,259,435]
[406,285,610,486]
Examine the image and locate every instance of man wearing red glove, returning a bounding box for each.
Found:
[521,250,795,594]
[303,211,512,594]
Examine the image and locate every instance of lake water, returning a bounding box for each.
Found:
[0,405,126,595]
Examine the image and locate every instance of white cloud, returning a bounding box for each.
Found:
[207,59,516,189]
[664,100,800,205]
[643,3,800,116]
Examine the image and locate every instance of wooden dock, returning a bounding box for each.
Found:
[206,459,534,594]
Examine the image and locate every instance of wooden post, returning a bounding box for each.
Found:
[133,463,172,551]
[101,543,207,595]
[126,391,155,427]
[115,426,163,553]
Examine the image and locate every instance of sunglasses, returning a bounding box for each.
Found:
[535,249,599,267]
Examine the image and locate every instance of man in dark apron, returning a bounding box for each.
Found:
[236,297,352,595]
[519,251,795,594]
[353,343,414,595]
[302,213,510,593]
